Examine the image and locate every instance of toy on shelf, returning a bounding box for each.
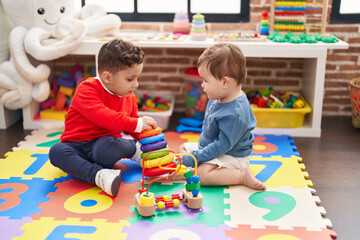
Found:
[246,86,306,109]
[184,67,208,120]
[260,11,269,35]
[38,64,94,121]
[101,32,187,42]
[134,128,202,217]
[144,33,186,41]
[268,30,339,44]
[190,13,206,41]
[173,11,190,34]
[213,32,266,42]
[269,0,329,35]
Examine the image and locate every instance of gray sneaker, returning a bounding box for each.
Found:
[95,169,121,196]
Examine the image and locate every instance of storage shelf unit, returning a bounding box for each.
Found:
[23,34,348,137]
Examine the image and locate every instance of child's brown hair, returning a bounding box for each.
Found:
[197,43,247,85]
[97,39,145,74]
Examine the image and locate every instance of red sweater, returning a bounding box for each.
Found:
[61,78,139,142]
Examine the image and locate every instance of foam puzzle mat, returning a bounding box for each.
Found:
[0,129,337,239]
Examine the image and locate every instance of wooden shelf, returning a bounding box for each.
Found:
[22,34,348,137]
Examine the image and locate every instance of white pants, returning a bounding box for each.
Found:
[184,142,250,169]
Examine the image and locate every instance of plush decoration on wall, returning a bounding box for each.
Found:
[0,0,121,110]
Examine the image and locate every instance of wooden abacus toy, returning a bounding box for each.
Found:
[269,0,329,35]
[134,128,202,217]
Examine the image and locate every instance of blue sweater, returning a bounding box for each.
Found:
[182,91,256,167]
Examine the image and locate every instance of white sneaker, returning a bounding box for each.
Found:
[130,141,143,163]
[95,169,121,196]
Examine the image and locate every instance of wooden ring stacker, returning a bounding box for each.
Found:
[141,139,167,152]
[138,127,163,139]
[141,147,170,160]
[140,133,165,145]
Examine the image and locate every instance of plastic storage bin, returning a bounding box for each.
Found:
[248,90,312,128]
[349,78,360,128]
[136,91,175,130]
[184,67,208,120]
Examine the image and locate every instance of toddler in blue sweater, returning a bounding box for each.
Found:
[178,43,266,190]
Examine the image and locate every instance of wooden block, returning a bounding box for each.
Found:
[55,92,66,111]
[75,76,85,89]
[135,192,155,217]
[40,109,67,121]
[83,72,92,79]
[57,76,74,88]
[59,86,74,97]
[183,188,203,209]
[40,99,55,110]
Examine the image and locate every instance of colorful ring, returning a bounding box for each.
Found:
[142,154,174,169]
[141,139,167,152]
[141,147,170,160]
[140,133,165,144]
[144,162,177,177]
[138,127,163,139]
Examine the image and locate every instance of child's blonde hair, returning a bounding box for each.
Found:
[98,39,144,74]
[197,43,247,85]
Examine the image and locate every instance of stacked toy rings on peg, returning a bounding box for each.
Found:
[138,127,177,177]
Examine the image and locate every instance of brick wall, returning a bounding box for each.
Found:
[54,0,360,116]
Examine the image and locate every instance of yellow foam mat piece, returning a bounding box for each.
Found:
[14,217,130,239]
[0,149,67,180]
[250,155,313,188]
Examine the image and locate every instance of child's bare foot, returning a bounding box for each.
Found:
[240,167,266,191]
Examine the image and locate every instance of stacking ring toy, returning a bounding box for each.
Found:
[144,162,177,177]
[140,133,165,145]
[138,127,163,139]
[141,147,170,160]
[141,139,167,152]
[143,154,174,169]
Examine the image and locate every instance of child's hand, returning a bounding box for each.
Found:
[177,143,187,154]
[141,116,158,131]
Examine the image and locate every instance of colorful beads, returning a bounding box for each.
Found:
[184,169,201,197]
[155,194,182,209]
[157,201,165,209]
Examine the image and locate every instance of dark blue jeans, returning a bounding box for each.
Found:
[49,136,137,184]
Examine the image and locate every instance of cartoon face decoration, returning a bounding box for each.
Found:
[1,0,75,31]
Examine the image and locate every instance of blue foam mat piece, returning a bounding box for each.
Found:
[252,134,299,158]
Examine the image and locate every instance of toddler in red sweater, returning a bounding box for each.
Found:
[49,39,157,196]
